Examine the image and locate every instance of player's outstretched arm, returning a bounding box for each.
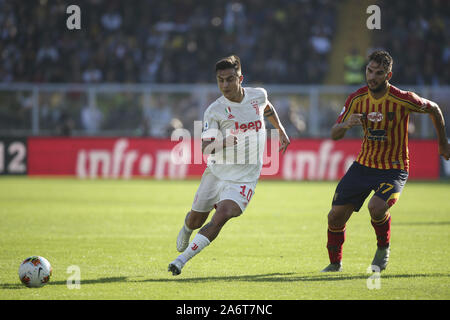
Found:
[331,113,363,140]
[425,100,450,160]
[264,102,290,154]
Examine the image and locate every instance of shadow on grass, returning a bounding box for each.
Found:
[137,272,450,283]
[2,272,448,289]
[394,221,450,226]
[0,277,127,290]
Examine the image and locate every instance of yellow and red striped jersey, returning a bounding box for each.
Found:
[336,84,432,171]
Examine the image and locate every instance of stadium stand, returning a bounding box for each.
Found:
[0,0,337,84]
[0,0,448,138]
[371,0,450,86]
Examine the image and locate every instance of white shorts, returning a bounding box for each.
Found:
[191,167,257,213]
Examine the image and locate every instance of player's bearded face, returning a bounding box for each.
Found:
[366,61,391,93]
[216,69,243,101]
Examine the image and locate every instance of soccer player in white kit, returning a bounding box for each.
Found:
[168,55,290,275]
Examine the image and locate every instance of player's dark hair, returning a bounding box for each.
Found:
[368,50,393,72]
[215,55,242,75]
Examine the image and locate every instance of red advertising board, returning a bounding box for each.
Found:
[27,137,439,180]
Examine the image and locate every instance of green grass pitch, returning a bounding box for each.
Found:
[0,177,449,300]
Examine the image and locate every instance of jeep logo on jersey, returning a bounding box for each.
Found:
[367,112,383,122]
[231,120,262,134]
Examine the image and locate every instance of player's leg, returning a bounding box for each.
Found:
[182,200,242,260]
[322,204,354,272]
[169,169,220,275]
[186,210,210,229]
[169,200,242,276]
[175,168,219,252]
[169,180,254,276]
[176,210,210,253]
[368,170,408,271]
[198,199,242,241]
[368,195,392,272]
[170,209,213,276]
[322,162,371,272]
[368,195,391,249]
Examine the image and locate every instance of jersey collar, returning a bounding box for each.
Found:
[368,83,391,102]
[222,87,247,106]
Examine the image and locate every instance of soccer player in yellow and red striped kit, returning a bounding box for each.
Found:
[322,50,450,272]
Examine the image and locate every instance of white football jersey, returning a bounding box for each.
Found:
[201,87,268,182]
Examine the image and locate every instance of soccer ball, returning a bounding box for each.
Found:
[18,256,52,288]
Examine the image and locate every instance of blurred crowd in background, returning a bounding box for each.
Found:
[0,0,337,84]
[372,0,450,86]
[0,0,449,138]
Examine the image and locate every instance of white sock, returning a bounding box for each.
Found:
[178,233,210,264]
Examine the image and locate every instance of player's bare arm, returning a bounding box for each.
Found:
[331,113,363,140]
[202,135,238,155]
[423,100,450,160]
[264,102,290,153]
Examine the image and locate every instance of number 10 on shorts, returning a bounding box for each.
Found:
[240,185,253,201]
